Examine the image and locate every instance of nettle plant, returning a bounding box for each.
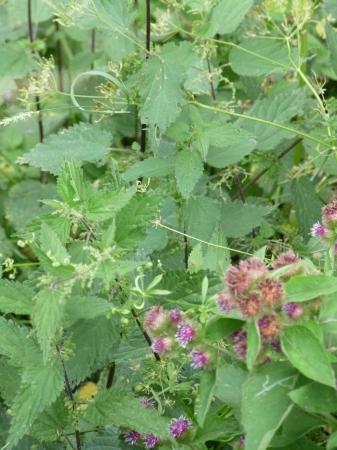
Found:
[2,0,337,449]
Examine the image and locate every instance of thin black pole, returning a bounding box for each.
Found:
[27,0,47,184]
[140,0,151,153]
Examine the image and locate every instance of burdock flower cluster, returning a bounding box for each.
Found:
[143,306,211,369]
[217,252,303,359]
[311,200,337,248]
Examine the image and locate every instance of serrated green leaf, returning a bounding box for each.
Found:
[0,280,34,315]
[123,156,175,181]
[84,387,170,438]
[206,0,253,36]
[221,202,270,238]
[20,123,112,175]
[139,42,194,132]
[40,222,71,266]
[175,149,203,198]
[326,24,337,77]
[229,38,292,76]
[33,289,65,362]
[0,42,36,78]
[281,326,335,387]
[64,295,111,326]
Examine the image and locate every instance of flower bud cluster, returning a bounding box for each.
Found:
[143,306,211,370]
[217,253,304,360]
[311,200,337,249]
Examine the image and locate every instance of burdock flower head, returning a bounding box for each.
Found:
[240,257,267,280]
[143,434,159,448]
[169,308,182,326]
[140,396,156,409]
[175,323,196,347]
[151,337,172,353]
[231,329,247,359]
[144,306,168,333]
[225,265,250,294]
[123,430,141,446]
[169,416,192,439]
[322,201,337,228]
[240,294,261,317]
[311,222,328,238]
[258,315,279,338]
[283,302,302,319]
[190,349,211,369]
[272,250,299,269]
[217,292,234,313]
[259,278,284,305]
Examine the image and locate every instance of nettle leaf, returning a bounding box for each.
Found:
[285,275,337,302]
[289,382,337,414]
[123,156,175,181]
[64,295,111,326]
[239,88,306,151]
[0,42,36,78]
[291,177,322,240]
[83,428,120,450]
[175,149,203,198]
[281,325,335,387]
[33,289,65,363]
[66,316,120,384]
[84,387,170,438]
[206,0,254,36]
[326,24,337,77]
[115,190,162,249]
[85,186,136,222]
[242,363,298,450]
[8,362,64,447]
[139,42,194,132]
[20,123,112,175]
[221,202,270,238]
[0,280,34,315]
[40,222,71,267]
[229,37,293,76]
[0,318,30,365]
[5,180,56,230]
[204,123,257,167]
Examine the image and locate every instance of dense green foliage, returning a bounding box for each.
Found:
[1,0,337,449]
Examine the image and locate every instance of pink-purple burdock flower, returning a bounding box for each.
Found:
[175,323,196,347]
[190,349,210,369]
[123,430,141,446]
[239,435,245,447]
[322,201,337,227]
[258,315,279,338]
[225,265,250,294]
[144,306,167,333]
[240,257,267,280]
[231,329,247,359]
[240,294,261,317]
[143,434,159,448]
[169,308,182,326]
[140,396,156,409]
[272,250,299,269]
[270,339,281,352]
[259,278,284,305]
[283,302,302,319]
[217,292,234,313]
[311,222,328,238]
[169,416,192,438]
[151,337,172,353]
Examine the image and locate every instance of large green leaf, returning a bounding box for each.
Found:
[0,42,36,78]
[229,38,292,76]
[206,0,254,36]
[291,177,322,240]
[326,24,337,77]
[214,363,247,414]
[221,202,270,238]
[175,149,203,198]
[0,280,34,315]
[285,275,337,302]
[281,325,335,387]
[139,42,194,132]
[84,388,170,438]
[195,370,216,427]
[246,321,261,372]
[242,363,298,450]
[123,157,175,181]
[289,382,337,414]
[33,289,65,362]
[21,123,112,175]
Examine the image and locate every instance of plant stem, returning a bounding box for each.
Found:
[56,345,81,450]
[140,0,151,154]
[27,0,47,184]
[55,21,64,92]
